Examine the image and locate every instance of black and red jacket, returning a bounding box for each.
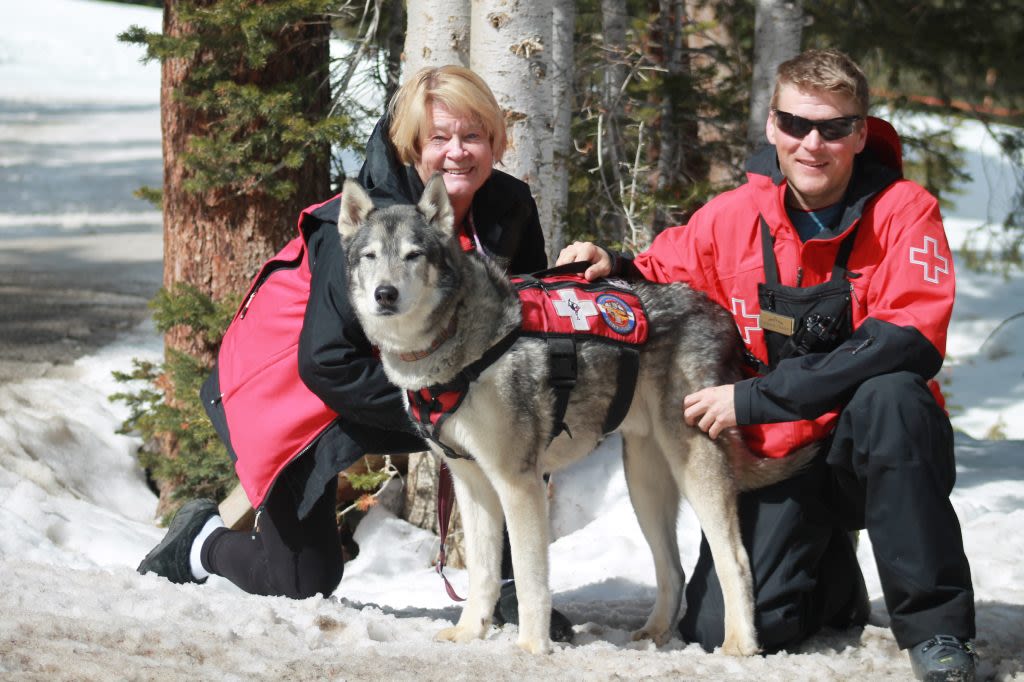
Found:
[617,118,954,459]
[205,115,547,515]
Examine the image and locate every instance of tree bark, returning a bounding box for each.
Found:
[748,0,803,148]
[403,0,470,76]
[471,0,556,262]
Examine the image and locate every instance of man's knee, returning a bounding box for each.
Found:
[830,371,955,491]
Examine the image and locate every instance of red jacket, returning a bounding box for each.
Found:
[623,118,954,458]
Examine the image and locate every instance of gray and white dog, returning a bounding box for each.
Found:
[337,174,813,656]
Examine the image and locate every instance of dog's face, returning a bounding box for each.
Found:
[337,174,462,347]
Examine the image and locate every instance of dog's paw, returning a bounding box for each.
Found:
[720,635,761,657]
[516,635,552,655]
[630,626,672,647]
[434,623,486,644]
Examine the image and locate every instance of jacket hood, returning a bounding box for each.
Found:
[356,113,426,208]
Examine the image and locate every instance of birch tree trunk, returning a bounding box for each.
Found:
[404,0,470,76]
[471,0,556,262]
[748,0,803,148]
[400,0,472,567]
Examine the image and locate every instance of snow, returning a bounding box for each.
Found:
[1,1,1022,679]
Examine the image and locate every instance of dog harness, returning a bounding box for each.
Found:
[406,263,649,459]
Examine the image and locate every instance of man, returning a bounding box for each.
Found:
[558,49,976,680]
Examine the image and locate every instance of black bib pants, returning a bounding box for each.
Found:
[679,218,974,652]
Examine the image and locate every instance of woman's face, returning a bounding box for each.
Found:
[414,103,494,211]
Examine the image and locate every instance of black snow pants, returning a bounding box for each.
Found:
[201,451,346,599]
[678,371,976,652]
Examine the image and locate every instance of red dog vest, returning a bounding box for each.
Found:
[407,268,648,458]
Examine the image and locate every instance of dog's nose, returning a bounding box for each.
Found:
[374,285,399,308]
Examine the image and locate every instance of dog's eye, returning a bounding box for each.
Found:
[361,251,376,261]
[405,251,423,261]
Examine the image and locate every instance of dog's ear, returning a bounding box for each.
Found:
[338,179,375,239]
[416,172,455,238]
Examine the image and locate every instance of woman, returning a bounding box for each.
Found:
[138,66,569,639]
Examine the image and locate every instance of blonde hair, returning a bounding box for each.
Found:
[771,49,870,117]
[388,65,507,166]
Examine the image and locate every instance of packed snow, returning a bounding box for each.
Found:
[1,1,1022,679]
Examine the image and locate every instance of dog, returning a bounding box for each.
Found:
[337,173,814,655]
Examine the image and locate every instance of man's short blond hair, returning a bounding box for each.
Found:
[388,65,507,166]
[771,49,870,117]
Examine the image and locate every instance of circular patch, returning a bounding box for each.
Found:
[596,294,636,335]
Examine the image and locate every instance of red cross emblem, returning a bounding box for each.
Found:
[909,236,950,284]
[731,297,761,344]
[552,289,600,330]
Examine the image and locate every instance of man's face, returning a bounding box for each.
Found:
[766,84,867,211]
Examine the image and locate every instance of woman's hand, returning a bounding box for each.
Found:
[556,241,612,281]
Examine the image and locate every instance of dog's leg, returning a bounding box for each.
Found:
[676,436,760,656]
[489,470,553,654]
[622,433,685,645]
[434,457,505,644]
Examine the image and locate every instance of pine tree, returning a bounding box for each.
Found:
[118,0,356,513]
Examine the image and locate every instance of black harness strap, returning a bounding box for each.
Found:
[409,329,521,459]
[604,346,640,434]
[750,215,861,374]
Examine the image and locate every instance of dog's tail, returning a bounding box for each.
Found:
[725,432,819,492]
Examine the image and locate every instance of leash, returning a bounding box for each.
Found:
[435,461,465,601]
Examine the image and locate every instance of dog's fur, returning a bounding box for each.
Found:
[337,174,814,655]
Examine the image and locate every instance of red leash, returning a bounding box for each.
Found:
[436,461,465,601]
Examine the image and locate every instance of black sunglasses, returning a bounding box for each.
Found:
[772,109,863,141]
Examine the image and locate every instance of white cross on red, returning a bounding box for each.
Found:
[552,290,599,330]
[909,236,950,284]
[731,297,761,344]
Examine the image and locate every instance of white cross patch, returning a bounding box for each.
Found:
[731,297,761,344]
[552,290,600,330]
[909,236,950,284]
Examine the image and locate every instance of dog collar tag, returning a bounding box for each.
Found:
[759,310,795,336]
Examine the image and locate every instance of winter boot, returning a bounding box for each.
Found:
[493,580,574,643]
[137,499,220,584]
[908,635,978,681]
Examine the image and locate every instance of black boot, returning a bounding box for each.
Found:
[493,580,574,643]
[908,635,978,681]
[137,499,220,584]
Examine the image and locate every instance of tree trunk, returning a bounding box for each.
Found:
[471,0,556,262]
[398,0,474,567]
[748,0,803,148]
[685,0,743,188]
[600,0,630,245]
[158,0,331,511]
[650,0,693,238]
[403,0,470,76]
[549,0,576,253]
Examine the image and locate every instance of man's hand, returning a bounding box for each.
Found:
[683,385,737,440]
[556,241,612,281]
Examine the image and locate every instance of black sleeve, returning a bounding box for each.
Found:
[735,317,944,424]
[297,228,421,436]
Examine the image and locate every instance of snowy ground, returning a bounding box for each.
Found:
[1,1,1022,679]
